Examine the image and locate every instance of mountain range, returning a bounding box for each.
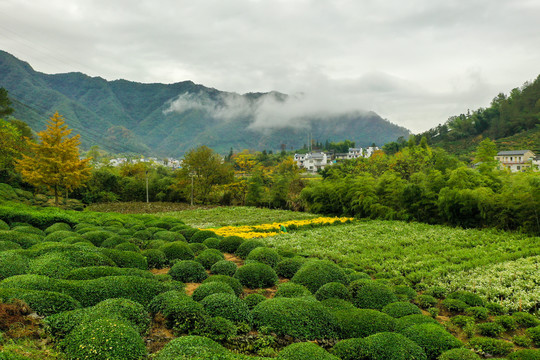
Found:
[0,50,410,157]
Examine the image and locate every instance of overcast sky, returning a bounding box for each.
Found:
[1,0,539,132]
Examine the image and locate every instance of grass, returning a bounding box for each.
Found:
[85,202,215,214]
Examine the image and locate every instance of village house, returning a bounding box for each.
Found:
[495,150,537,172]
[294,146,380,172]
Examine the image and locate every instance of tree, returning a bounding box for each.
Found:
[474,138,498,170]
[16,112,91,205]
[0,88,14,118]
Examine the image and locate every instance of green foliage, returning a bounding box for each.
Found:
[291,259,349,293]
[210,260,238,276]
[274,282,311,298]
[100,248,147,269]
[160,241,195,262]
[235,239,265,259]
[349,279,397,310]
[438,348,481,360]
[162,298,208,334]
[191,230,218,243]
[234,262,278,289]
[382,301,422,318]
[0,252,29,279]
[485,302,507,315]
[527,326,540,346]
[477,322,505,337]
[197,316,238,341]
[360,332,427,360]
[196,248,225,269]
[64,266,153,280]
[331,338,368,360]
[320,298,356,312]
[507,349,540,360]
[192,282,235,302]
[0,288,80,316]
[252,297,339,340]
[513,312,540,328]
[81,230,113,246]
[334,308,396,339]
[447,291,484,307]
[393,285,417,300]
[465,306,489,320]
[154,336,229,360]
[60,318,147,360]
[451,315,475,328]
[147,290,188,315]
[416,295,437,309]
[141,249,168,269]
[218,236,244,253]
[169,260,208,283]
[513,335,533,348]
[243,293,267,310]
[275,257,306,278]
[246,247,281,268]
[200,293,252,324]
[44,222,72,234]
[315,282,350,301]
[467,337,513,357]
[400,323,463,360]
[395,314,441,332]
[277,342,339,360]
[442,299,468,313]
[202,275,244,296]
[202,237,221,249]
[154,230,186,242]
[188,242,208,256]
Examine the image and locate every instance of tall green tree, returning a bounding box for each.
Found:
[474,138,498,170]
[0,88,14,118]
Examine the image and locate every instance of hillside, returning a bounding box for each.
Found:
[0,50,410,157]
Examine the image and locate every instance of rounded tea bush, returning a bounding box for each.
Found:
[154,231,186,242]
[334,308,396,339]
[64,266,154,280]
[190,230,218,244]
[188,243,207,256]
[154,335,229,360]
[252,297,339,340]
[331,338,368,360]
[235,239,265,259]
[200,293,252,324]
[218,236,244,253]
[243,293,267,310]
[44,222,71,234]
[100,249,147,269]
[361,332,427,360]
[275,257,306,278]
[467,337,513,357]
[320,298,356,312]
[81,230,113,246]
[438,348,481,360]
[393,285,417,301]
[203,275,243,296]
[0,252,29,280]
[200,316,238,341]
[291,259,349,293]
[513,312,540,328]
[0,241,21,251]
[179,228,198,242]
[169,260,208,283]
[382,301,422,318]
[527,325,540,347]
[416,294,437,309]
[145,239,166,249]
[141,249,168,269]
[210,260,237,276]
[278,342,339,360]
[234,262,278,289]
[92,298,150,334]
[61,318,146,360]
[162,298,208,333]
[246,247,281,268]
[507,349,540,360]
[192,282,235,302]
[202,237,221,249]
[349,279,397,310]
[465,306,489,320]
[275,282,311,298]
[114,242,140,252]
[147,290,188,315]
[315,282,350,301]
[395,314,442,332]
[160,241,195,262]
[400,323,463,360]
[196,249,225,270]
[44,230,79,243]
[447,291,484,307]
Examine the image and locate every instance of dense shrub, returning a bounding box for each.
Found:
[291,259,349,293]
[275,282,311,298]
[201,293,252,324]
[321,298,356,312]
[438,348,481,360]
[442,299,468,313]
[234,262,278,289]
[192,282,235,302]
[348,272,372,282]
[243,293,267,310]
[179,228,198,241]
[278,342,339,360]
[349,279,397,310]
[141,249,168,269]
[162,298,208,333]
[451,315,475,328]
[0,219,9,230]
[382,301,422,318]
[467,337,513,357]
[44,230,79,242]
[114,242,140,252]
[477,322,505,337]
[64,266,153,280]
[91,298,150,334]
[275,257,306,278]
[160,241,195,262]
[188,242,208,256]
[395,314,441,332]
[447,291,484,307]
[513,335,533,347]
[0,241,21,251]
[197,316,238,341]
[235,239,265,259]
[416,295,437,309]
[145,239,167,249]
[507,350,540,360]
[202,237,220,249]
[147,290,188,315]
[401,323,463,360]
[190,230,217,244]
[315,282,350,301]
[218,236,244,253]
[100,249,147,269]
[132,229,153,240]
[424,286,447,299]
[393,285,417,301]
[60,318,147,360]
[513,312,540,328]
[493,315,518,331]
[154,231,186,242]
[331,338,368,360]
[0,230,40,248]
[334,308,396,339]
[169,260,208,283]
[154,335,229,360]
[527,326,540,346]
[0,288,80,316]
[82,230,113,246]
[0,350,33,359]
[203,275,244,296]
[12,225,45,237]
[44,222,71,234]
[28,253,78,278]
[196,249,225,269]
[0,252,29,279]
[252,297,339,339]
[465,306,489,320]
[360,332,427,360]
[246,247,281,268]
[210,260,237,276]
[486,302,507,315]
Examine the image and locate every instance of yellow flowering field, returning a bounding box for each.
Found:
[204,216,354,239]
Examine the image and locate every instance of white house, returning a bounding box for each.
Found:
[495,150,537,172]
[294,152,328,172]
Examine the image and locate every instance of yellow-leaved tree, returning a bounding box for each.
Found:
[16,112,91,205]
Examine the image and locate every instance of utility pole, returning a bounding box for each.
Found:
[145,170,149,203]
[189,171,195,206]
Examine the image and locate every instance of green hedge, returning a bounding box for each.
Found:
[527,326,540,347]
[275,257,306,279]
[200,293,252,324]
[507,349,540,360]
[191,230,218,244]
[169,260,208,283]
[0,288,80,316]
[100,248,148,269]
[203,275,244,297]
[64,266,154,280]
[234,262,278,289]
[278,342,339,360]
[154,335,229,360]
[467,337,513,357]
[162,297,208,334]
[447,291,484,307]
[235,239,264,259]
[160,241,195,262]
[218,236,244,253]
[82,230,113,246]
[315,282,350,301]
[291,259,349,293]
[0,231,40,248]
[357,332,427,360]
[395,314,442,332]
[148,290,188,315]
[0,252,29,280]
[210,260,237,276]
[513,312,540,328]
[246,247,281,268]
[44,222,72,234]
[349,279,397,310]
[203,237,221,249]
[274,282,311,298]
[334,308,396,339]
[188,242,208,256]
[196,249,225,270]
[154,230,186,242]
[192,282,235,302]
[142,249,168,269]
[400,323,463,360]
[382,301,422,318]
[438,348,481,360]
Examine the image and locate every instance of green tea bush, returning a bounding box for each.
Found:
[145,219,176,230]
[278,342,339,360]
[382,301,422,318]
[12,225,45,237]
[210,260,237,276]
[275,282,311,298]
[465,306,489,320]
[0,219,9,230]
[145,239,166,249]
[141,249,168,269]
[513,335,533,348]
[197,316,238,341]
[153,231,185,242]
[467,337,513,357]
[100,249,147,269]
[252,297,339,339]
[60,318,146,360]
[0,288,80,316]
[416,295,437,309]
[348,272,372,282]
[393,285,417,301]
[424,286,447,299]
[401,323,463,360]
[160,241,195,262]
[331,338,368,360]
[44,230,79,242]
[82,230,113,246]
[202,237,220,249]
[91,298,150,334]
[442,299,468,313]
[0,252,29,279]
[114,242,140,252]
[170,224,189,232]
[64,266,153,280]
[44,222,71,234]
[188,242,208,256]
[275,257,306,278]
[451,315,475,328]
[218,236,244,253]
[361,332,427,360]
[477,322,505,337]
[169,260,208,283]
[527,325,540,346]
[235,239,264,259]
[513,312,540,328]
[485,302,507,315]
[179,228,198,241]
[203,275,243,296]
[508,350,540,360]
[447,291,484,307]
[349,279,397,310]
[320,298,356,312]
[0,241,21,251]
[192,282,235,302]
[438,348,481,360]
[291,259,349,293]
[0,350,34,359]
[315,282,350,301]
[147,290,188,315]
[28,253,76,278]
[196,249,225,269]
[246,247,281,268]
[133,229,153,240]
[154,335,228,360]
[190,230,218,244]
[243,293,267,310]
[201,293,252,324]
[334,308,396,339]
[234,262,278,289]
[162,298,208,333]
[395,314,441,332]
[0,230,40,248]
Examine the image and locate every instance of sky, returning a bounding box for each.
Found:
[1,0,539,133]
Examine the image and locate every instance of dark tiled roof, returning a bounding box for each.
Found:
[497,150,531,156]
